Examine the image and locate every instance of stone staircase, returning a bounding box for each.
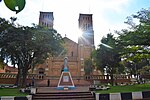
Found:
[32,91,95,100]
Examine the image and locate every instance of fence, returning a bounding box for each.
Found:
[0,73,149,86]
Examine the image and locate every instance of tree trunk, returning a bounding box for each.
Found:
[110,67,115,86]
[15,63,21,86]
[15,72,20,86]
[21,60,30,87]
[21,66,28,87]
[110,74,114,86]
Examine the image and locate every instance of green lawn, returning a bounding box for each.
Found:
[0,88,28,96]
[96,84,150,94]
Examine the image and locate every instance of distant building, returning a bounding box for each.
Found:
[0,66,18,74]
[31,12,101,77]
[39,12,54,29]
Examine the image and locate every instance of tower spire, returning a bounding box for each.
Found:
[78,13,94,47]
[39,12,54,29]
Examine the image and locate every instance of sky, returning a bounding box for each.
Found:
[0,0,150,47]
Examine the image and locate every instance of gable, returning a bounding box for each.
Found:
[63,37,78,57]
[63,37,78,45]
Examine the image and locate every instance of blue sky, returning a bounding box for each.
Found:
[0,0,150,47]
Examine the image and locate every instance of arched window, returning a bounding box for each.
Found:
[42,22,44,25]
[71,51,73,57]
[38,68,45,74]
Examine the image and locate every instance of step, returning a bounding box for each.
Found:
[34,92,92,96]
[33,95,94,99]
[36,91,91,94]
[32,98,95,100]
[32,91,95,100]
[34,93,92,96]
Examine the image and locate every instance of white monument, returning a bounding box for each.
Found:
[57,57,75,90]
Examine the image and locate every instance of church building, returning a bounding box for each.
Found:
[32,12,100,77]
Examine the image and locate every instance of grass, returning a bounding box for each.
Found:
[0,88,28,96]
[96,83,150,94]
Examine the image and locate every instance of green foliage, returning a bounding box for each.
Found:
[0,59,5,69]
[117,8,150,75]
[94,33,122,85]
[95,33,121,74]
[133,8,150,24]
[0,17,64,87]
[91,50,97,68]
[4,0,26,14]
[138,66,150,75]
[84,58,93,75]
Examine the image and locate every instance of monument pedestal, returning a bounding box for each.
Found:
[57,67,75,90]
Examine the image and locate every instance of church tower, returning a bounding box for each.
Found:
[39,12,54,29]
[78,14,95,74]
[78,14,94,47]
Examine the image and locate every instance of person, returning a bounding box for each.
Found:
[32,77,35,86]
[47,79,50,87]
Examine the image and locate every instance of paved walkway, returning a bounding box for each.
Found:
[36,86,90,93]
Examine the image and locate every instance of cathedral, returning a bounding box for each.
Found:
[31,12,100,77]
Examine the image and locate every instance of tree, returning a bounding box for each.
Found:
[117,8,150,77]
[0,59,5,69]
[95,33,121,85]
[84,58,93,75]
[0,17,64,87]
[138,66,150,75]
[119,8,150,47]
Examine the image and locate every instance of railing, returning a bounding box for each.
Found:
[84,75,132,83]
[26,74,46,79]
[84,75,111,80]
[46,76,85,80]
[0,73,16,78]
[85,75,131,80]
[0,73,84,80]
[141,75,150,79]
[0,73,46,79]
[1,73,148,83]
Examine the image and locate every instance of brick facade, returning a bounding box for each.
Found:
[31,12,101,77]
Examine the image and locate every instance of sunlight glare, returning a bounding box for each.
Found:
[101,43,113,49]
[76,29,83,38]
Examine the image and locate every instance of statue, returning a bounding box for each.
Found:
[63,57,68,72]
[64,57,68,67]
[57,57,75,90]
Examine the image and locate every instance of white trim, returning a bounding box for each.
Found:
[110,93,121,100]
[26,95,32,100]
[57,72,64,87]
[57,72,75,87]
[69,72,75,87]
[1,96,14,100]
[132,92,143,99]
[96,93,99,100]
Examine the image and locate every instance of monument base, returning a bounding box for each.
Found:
[57,71,75,90]
[57,86,75,90]
[57,57,75,90]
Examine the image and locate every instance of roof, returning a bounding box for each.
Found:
[4,66,18,72]
[63,36,78,44]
